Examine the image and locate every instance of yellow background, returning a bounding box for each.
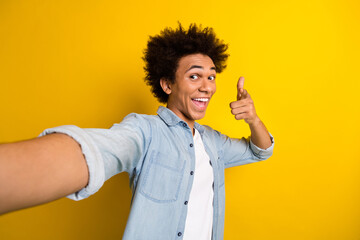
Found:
[1,0,359,239]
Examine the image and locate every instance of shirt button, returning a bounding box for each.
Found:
[190,143,193,147]
[190,171,194,175]
[182,123,186,127]
[178,232,182,236]
[184,201,188,205]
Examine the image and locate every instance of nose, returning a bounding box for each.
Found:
[199,78,215,94]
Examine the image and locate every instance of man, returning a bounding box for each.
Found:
[0,23,274,239]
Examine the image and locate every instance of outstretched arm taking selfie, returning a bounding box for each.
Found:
[0,133,89,215]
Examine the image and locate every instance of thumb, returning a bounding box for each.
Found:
[237,76,245,100]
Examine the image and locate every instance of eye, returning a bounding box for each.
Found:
[190,74,199,80]
[208,75,216,81]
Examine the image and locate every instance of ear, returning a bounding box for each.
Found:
[160,78,172,95]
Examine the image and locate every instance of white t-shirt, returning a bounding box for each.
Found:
[183,129,214,240]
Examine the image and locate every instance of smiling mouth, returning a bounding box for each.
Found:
[191,98,209,110]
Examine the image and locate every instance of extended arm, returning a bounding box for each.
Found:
[230,76,272,149]
[0,133,89,215]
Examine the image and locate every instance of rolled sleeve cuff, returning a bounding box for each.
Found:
[39,125,105,201]
[249,132,275,160]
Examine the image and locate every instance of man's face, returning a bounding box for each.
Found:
[164,53,217,125]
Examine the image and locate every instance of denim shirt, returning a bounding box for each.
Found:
[40,106,274,240]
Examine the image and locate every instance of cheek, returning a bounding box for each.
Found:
[212,83,217,93]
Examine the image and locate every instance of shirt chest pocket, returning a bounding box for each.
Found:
[140,151,185,203]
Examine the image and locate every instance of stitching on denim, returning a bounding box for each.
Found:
[225,156,253,167]
[151,160,183,172]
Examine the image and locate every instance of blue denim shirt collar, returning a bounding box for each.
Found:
[157,106,205,134]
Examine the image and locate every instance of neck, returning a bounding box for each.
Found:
[165,106,195,135]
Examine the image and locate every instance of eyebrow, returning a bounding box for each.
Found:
[185,65,216,73]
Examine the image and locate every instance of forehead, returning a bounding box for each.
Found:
[177,54,215,72]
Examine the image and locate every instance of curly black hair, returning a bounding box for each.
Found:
[143,23,229,103]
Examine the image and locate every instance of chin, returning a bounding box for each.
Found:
[192,112,206,121]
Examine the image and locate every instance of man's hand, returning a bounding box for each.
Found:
[230,76,260,126]
[229,76,273,149]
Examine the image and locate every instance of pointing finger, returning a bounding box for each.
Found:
[237,76,245,100]
[237,76,245,91]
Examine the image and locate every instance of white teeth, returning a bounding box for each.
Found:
[193,98,209,102]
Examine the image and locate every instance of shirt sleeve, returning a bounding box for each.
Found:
[39,113,149,201]
[213,130,274,169]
